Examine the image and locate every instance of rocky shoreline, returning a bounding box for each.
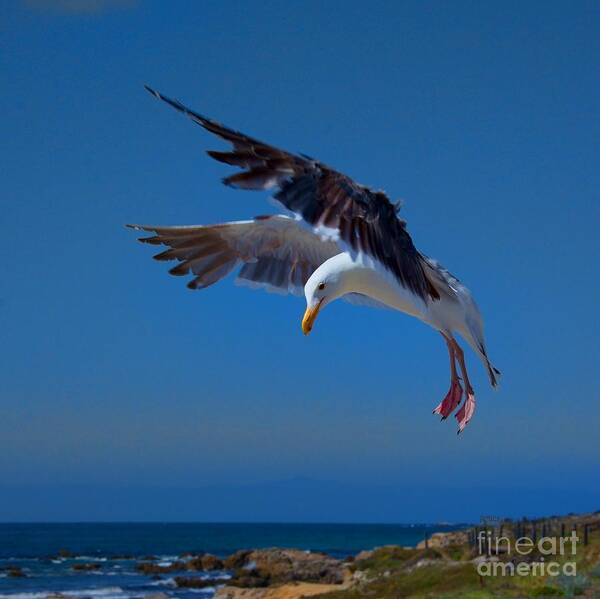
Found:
[144,510,600,598]
[7,511,599,598]
[131,547,349,594]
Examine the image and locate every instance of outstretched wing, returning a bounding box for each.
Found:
[127,215,339,295]
[144,86,439,302]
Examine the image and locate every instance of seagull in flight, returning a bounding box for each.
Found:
[128,86,500,433]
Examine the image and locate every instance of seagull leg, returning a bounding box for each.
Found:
[452,339,476,434]
[433,334,463,420]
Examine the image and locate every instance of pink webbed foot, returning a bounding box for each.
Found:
[455,392,476,434]
[433,379,463,420]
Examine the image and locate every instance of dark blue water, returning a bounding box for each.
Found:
[0,522,467,599]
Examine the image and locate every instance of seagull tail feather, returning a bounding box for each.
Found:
[462,313,501,389]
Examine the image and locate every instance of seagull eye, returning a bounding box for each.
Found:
[318,283,326,291]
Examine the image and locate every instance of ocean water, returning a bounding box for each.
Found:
[0,522,466,599]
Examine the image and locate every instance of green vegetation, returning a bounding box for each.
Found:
[315,513,600,598]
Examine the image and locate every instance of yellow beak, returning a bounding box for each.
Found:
[302,299,324,335]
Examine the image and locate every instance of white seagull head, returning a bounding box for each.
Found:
[302,255,354,335]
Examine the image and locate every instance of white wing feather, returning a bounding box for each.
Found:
[128,215,340,295]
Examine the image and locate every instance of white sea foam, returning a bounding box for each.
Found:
[149,577,176,588]
[73,556,108,562]
[178,572,230,581]
[0,593,49,599]
[0,558,41,562]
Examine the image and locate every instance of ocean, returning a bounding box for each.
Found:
[0,522,466,599]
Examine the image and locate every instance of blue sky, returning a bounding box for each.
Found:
[1,0,599,522]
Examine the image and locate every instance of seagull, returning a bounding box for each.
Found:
[128,86,500,434]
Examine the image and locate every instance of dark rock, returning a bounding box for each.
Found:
[138,554,224,573]
[72,563,101,571]
[184,556,204,570]
[174,576,222,589]
[226,548,343,587]
[7,567,26,578]
[223,550,252,570]
[230,569,270,588]
[58,549,74,558]
[136,561,185,574]
[199,554,224,571]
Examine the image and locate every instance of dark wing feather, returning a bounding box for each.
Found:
[144,86,439,302]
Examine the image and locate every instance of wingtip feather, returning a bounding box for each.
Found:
[144,84,159,98]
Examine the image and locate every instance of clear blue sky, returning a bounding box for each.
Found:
[1,0,599,522]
